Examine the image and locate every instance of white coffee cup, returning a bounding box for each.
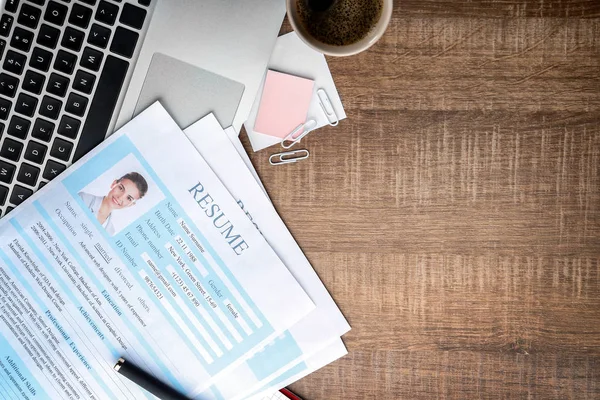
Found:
[286,0,393,57]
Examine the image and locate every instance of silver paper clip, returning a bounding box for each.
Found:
[317,88,339,126]
[281,119,317,149]
[269,149,310,165]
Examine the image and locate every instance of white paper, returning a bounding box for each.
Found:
[0,103,314,399]
[184,114,350,399]
[222,124,349,400]
[244,32,346,152]
[223,126,268,197]
[251,338,348,400]
[211,125,349,400]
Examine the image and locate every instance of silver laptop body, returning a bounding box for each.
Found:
[118,0,285,132]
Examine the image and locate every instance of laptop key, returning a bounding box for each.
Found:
[0,39,5,59]
[15,92,37,117]
[39,95,62,119]
[44,1,68,26]
[0,15,14,38]
[119,3,146,30]
[7,115,30,138]
[0,98,11,119]
[3,50,26,75]
[10,184,32,205]
[31,117,54,141]
[46,72,69,97]
[80,46,102,71]
[24,140,47,164]
[61,26,84,52]
[73,69,95,94]
[138,0,151,6]
[88,23,110,49]
[10,27,34,52]
[65,92,87,116]
[54,49,77,74]
[74,55,128,161]
[18,3,42,30]
[5,0,20,13]
[0,185,8,206]
[69,3,92,29]
[95,1,119,26]
[17,163,40,186]
[42,159,65,180]
[0,138,23,161]
[110,27,138,58]
[28,0,45,5]
[80,0,97,5]
[0,73,19,97]
[22,69,45,94]
[29,46,53,72]
[37,24,60,48]
[50,137,72,161]
[58,114,80,138]
[0,161,16,184]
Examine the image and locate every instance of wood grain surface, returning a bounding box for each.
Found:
[243,1,600,398]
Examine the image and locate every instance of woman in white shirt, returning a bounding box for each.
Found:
[78,172,148,236]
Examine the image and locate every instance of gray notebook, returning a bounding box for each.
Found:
[134,53,245,130]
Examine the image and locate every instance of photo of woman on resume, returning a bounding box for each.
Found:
[78,172,149,236]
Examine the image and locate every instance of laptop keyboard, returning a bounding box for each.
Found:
[0,0,152,217]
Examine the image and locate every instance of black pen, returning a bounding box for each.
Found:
[114,358,190,400]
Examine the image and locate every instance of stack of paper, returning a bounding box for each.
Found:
[0,103,349,400]
[185,114,350,400]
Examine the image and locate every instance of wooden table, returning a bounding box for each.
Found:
[244,2,600,398]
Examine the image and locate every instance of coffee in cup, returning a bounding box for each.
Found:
[297,0,383,46]
[287,0,393,56]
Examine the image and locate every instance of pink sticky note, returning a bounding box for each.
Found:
[254,70,314,139]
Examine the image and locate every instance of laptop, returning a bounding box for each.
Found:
[0,0,285,217]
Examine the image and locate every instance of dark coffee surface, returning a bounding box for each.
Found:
[297,0,383,46]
